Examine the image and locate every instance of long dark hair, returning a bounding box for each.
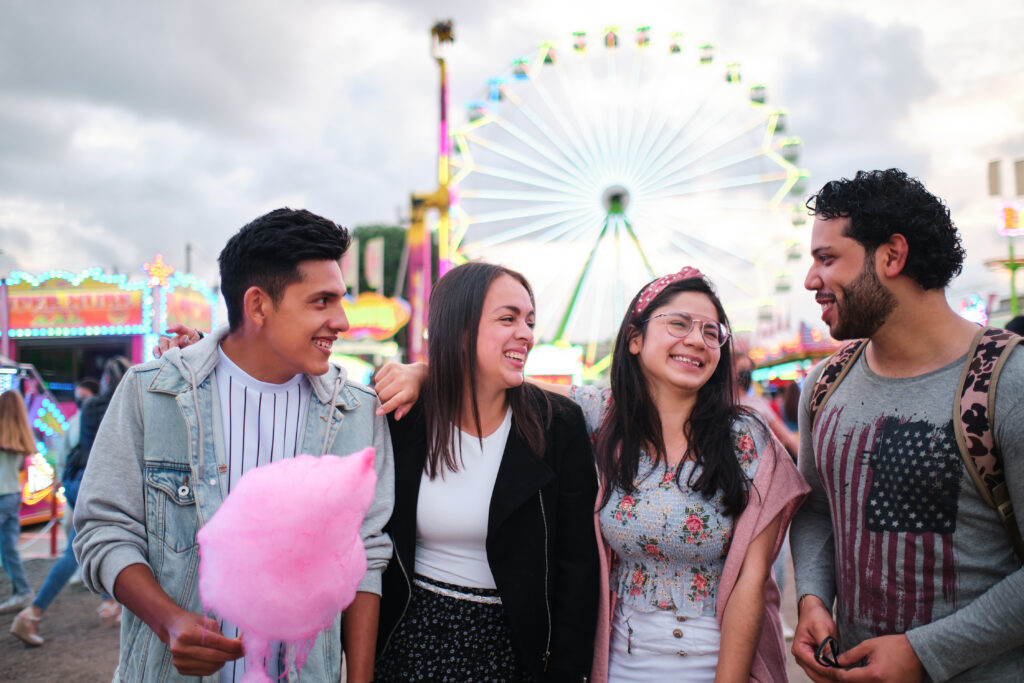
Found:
[595,276,753,517]
[423,262,545,478]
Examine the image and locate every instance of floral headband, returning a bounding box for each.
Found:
[631,266,706,321]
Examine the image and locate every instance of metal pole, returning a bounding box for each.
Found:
[437,55,452,277]
[1010,236,1019,316]
[0,279,9,360]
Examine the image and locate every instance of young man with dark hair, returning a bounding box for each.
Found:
[790,169,1024,681]
[74,208,394,682]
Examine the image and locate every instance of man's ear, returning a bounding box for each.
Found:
[242,286,272,328]
[877,234,909,279]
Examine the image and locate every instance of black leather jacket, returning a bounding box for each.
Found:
[377,386,600,681]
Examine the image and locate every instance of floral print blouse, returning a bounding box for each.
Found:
[570,384,764,617]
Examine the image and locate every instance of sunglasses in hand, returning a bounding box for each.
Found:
[815,636,868,670]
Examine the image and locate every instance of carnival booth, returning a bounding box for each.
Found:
[1,255,217,394]
[749,322,839,383]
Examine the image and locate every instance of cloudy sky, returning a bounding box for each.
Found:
[2,0,1022,331]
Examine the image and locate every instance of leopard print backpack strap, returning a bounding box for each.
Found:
[808,339,867,430]
[954,325,1024,563]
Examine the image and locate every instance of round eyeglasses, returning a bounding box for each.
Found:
[642,312,731,348]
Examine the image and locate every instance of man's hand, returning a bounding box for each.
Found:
[792,595,841,682]
[164,610,244,676]
[152,323,202,359]
[373,362,427,420]
[114,564,242,676]
[832,634,925,683]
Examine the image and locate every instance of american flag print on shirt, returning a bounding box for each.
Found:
[815,405,962,635]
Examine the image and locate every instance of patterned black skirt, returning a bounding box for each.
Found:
[375,574,538,682]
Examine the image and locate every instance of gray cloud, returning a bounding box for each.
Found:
[0,1,315,132]
[773,12,938,186]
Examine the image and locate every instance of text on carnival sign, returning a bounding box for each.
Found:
[8,279,143,329]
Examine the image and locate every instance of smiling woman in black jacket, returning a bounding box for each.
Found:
[374,263,599,682]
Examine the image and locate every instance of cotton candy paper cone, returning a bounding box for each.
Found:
[197,447,377,681]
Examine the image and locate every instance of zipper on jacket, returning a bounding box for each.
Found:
[538,492,552,672]
[379,546,412,658]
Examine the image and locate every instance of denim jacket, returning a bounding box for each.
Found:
[73,329,395,683]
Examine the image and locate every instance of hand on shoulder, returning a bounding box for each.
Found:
[152,323,203,359]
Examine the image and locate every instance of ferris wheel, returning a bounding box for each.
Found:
[449,26,809,368]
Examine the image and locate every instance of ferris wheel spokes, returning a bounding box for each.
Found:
[638,116,776,196]
[496,89,592,175]
[625,67,723,183]
[642,171,794,204]
[632,96,750,193]
[549,59,624,177]
[463,131,592,194]
[467,207,601,250]
[490,109,596,183]
[455,162,582,193]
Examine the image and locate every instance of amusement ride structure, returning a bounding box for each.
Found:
[409,24,810,373]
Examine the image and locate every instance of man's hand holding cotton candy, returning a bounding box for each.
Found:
[166,610,246,676]
[112,564,244,676]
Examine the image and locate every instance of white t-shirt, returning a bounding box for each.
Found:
[215,347,310,495]
[414,408,512,589]
[214,346,311,683]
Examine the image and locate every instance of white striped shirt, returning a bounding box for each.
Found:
[214,345,311,682]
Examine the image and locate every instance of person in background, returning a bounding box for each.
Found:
[780,381,800,434]
[50,378,99,476]
[10,359,129,645]
[734,355,799,457]
[0,390,38,614]
[52,377,99,590]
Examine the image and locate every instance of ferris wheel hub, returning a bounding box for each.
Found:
[601,185,631,215]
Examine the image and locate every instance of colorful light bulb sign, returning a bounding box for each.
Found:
[339,292,411,341]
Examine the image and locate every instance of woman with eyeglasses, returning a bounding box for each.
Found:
[374,267,809,681]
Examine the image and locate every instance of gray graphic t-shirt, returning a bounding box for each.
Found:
[792,346,1024,682]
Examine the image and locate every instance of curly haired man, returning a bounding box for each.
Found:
[790,169,1024,682]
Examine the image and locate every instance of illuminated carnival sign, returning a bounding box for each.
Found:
[32,396,68,445]
[3,261,217,357]
[749,322,841,365]
[339,292,411,341]
[6,269,148,335]
[998,201,1022,237]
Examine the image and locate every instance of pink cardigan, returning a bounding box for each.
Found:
[590,437,810,682]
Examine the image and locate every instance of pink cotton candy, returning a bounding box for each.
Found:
[197,448,377,681]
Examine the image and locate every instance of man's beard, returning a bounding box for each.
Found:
[829,260,897,340]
